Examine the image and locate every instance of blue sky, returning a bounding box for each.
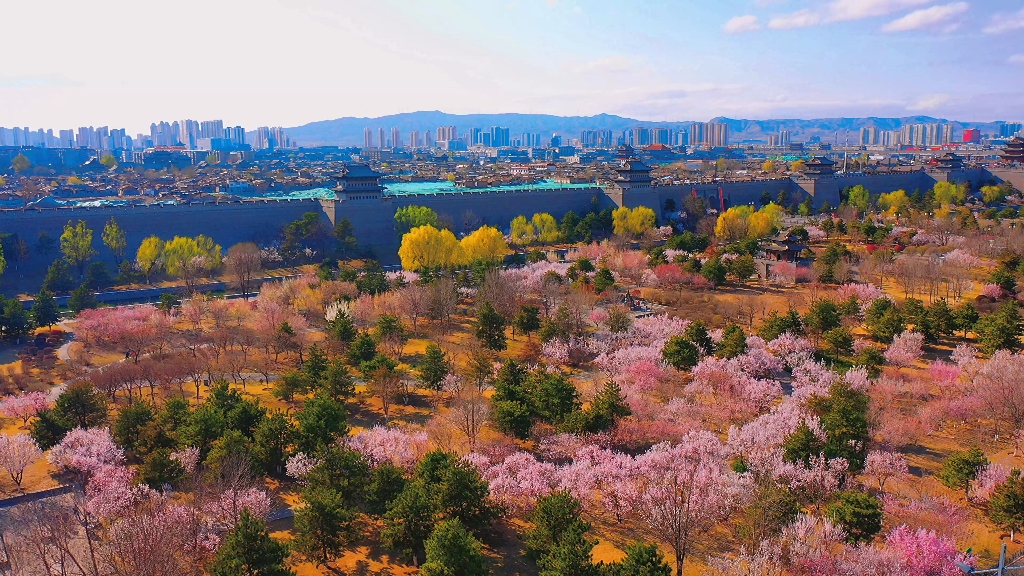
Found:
[1,0,1022,132]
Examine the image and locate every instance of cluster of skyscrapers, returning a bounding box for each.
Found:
[0,120,294,152]
[858,122,1021,147]
[362,120,730,151]
[364,125,546,151]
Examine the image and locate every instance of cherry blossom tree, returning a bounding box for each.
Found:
[863,449,909,492]
[835,283,885,308]
[885,330,924,371]
[0,433,42,491]
[171,447,200,476]
[969,351,1024,441]
[981,283,1005,299]
[629,432,749,575]
[74,305,172,361]
[347,425,429,470]
[204,487,273,530]
[767,333,816,369]
[881,494,970,542]
[474,451,558,512]
[791,359,840,401]
[285,453,322,484]
[970,463,1010,504]
[48,427,125,477]
[86,463,155,519]
[558,445,638,522]
[776,455,849,506]
[928,360,962,394]
[688,356,782,421]
[0,391,50,425]
[886,525,975,576]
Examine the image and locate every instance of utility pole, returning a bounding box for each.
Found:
[959,542,1024,575]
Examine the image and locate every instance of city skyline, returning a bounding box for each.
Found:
[2,0,1023,133]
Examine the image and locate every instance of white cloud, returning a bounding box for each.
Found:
[907,93,951,111]
[769,0,931,29]
[984,7,1024,34]
[882,2,968,32]
[723,14,761,33]
[769,9,821,28]
[1009,54,1024,65]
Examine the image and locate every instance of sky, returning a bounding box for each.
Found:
[1,0,1023,133]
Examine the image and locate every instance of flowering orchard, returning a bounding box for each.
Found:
[2,207,1023,576]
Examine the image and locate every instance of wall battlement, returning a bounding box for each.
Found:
[0,168,1012,294]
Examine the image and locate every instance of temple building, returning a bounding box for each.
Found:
[803,156,837,176]
[933,152,964,171]
[1002,136,1024,164]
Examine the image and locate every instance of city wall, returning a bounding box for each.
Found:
[0,168,1017,294]
[0,199,322,293]
[327,187,615,259]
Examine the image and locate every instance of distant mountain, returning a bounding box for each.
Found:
[285,111,1006,146]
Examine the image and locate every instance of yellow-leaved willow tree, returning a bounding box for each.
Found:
[398,225,510,271]
[611,206,656,239]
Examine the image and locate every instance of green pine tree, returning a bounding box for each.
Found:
[31,287,60,329]
[475,302,508,351]
[419,343,451,393]
[208,509,295,576]
[989,469,1024,541]
[293,486,359,569]
[420,519,489,576]
[68,282,97,313]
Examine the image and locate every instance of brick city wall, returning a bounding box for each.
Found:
[1,168,1019,294]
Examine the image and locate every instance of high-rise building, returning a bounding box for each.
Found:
[251,126,293,149]
[688,122,704,146]
[859,127,879,146]
[706,122,729,147]
[200,120,224,139]
[963,128,981,144]
[409,130,420,148]
[579,129,613,148]
[363,127,373,148]
[1001,122,1023,137]
[76,126,94,148]
[377,127,385,150]
[95,126,110,150]
[650,128,670,146]
[225,126,246,146]
[490,126,510,147]
[425,130,434,148]
[436,126,457,142]
[391,127,401,149]
[179,119,200,148]
[629,127,650,147]
[58,129,75,148]
[482,133,492,147]
[469,128,482,145]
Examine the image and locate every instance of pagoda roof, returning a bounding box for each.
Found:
[333,163,382,179]
[805,155,836,166]
[616,158,652,172]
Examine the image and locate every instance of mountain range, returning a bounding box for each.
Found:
[283,111,1010,147]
